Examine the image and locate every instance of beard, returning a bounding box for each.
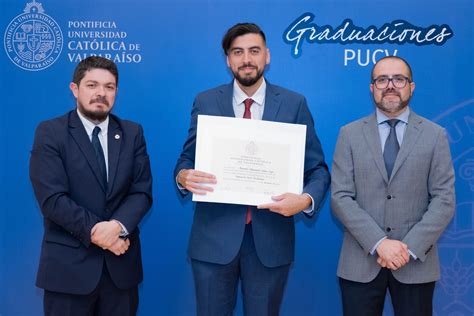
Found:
[373,88,411,114]
[77,96,111,122]
[232,63,265,87]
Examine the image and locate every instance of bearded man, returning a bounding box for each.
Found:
[30,56,152,316]
[175,23,330,316]
[331,56,455,316]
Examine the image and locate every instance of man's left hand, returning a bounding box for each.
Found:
[377,256,410,271]
[257,193,311,217]
[108,238,131,256]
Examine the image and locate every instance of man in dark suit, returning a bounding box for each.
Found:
[29,56,152,316]
[175,23,330,315]
[331,56,455,316]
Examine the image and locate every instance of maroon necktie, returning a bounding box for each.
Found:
[243,98,254,223]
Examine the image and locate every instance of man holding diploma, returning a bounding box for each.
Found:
[175,23,330,316]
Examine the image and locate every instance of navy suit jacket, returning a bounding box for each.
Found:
[30,110,152,295]
[175,82,330,267]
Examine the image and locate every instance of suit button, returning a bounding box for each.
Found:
[386,227,392,232]
[387,195,392,200]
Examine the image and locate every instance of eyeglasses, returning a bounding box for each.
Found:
[372,75,411,89]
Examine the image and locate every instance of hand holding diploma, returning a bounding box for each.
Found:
[177,169,217,195]
[258,192,312,216]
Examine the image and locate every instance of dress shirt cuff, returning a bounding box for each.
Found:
[112,219,129,237]
[408,249,417,260]
[302,193,315,215]
[176,170,188,193]
[176,176,187,193]
[370,236,387,255]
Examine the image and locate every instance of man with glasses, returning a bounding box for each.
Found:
[331,56,455,316]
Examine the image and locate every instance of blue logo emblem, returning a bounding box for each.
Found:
[4,0,63,71]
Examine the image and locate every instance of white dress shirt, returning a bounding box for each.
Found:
[232,79,266,119]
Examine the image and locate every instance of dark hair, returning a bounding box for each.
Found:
[371,56,413,81]
[72,56,119,86]
[222,23,266,56]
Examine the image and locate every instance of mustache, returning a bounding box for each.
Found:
[382,88,400,97]
[238,63,257,70]
[89,96,109,106]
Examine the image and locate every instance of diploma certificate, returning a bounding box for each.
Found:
[194,115,306,205]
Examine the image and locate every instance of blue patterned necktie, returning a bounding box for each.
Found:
[383,119,400,179]
[92,126,107,188]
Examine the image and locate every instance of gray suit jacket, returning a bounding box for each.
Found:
[331,111,455,284]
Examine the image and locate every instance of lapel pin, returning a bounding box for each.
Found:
[115,134,120,140]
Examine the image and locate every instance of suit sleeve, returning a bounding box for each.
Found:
[297,97,330,214]
[173,96,202,197]
[111,125,153,233]
[402,129,455,262]
[29,122,102,247]
[331,126,387,253]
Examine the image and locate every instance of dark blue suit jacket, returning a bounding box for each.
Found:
[175,82,330,267]
[30,110,152,295]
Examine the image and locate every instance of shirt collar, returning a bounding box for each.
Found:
[76,109,109,136]
[376,106,410,125]
[233,78,266,106]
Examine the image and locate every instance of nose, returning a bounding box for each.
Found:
[386,78,396,89]
[96,85,105,96]
[243,51,251,63]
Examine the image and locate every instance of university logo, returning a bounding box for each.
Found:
[4,0,63,71]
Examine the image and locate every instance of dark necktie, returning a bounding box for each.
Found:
[383,119,400,179]
[243,98,254,223]
[243,98,253,119]
[92,126,107,188]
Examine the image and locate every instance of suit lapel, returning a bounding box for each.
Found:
[362,114,389,184]
[217,83,236,117]
[107,115,122,196]
[262,83,282,122]
[390,111,422,182]
[68,111,107,193]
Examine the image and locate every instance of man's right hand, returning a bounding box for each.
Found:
[177,169,216,195]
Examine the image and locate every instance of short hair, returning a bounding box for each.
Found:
[72,56,119,86]
[222,23,266,56]
[371,56,413,81]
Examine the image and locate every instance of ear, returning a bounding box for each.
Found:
[226,55,230,68]
[370,83,374,94]
[409,81,415,95]
[266,48,270,65]
[69,82,79,98]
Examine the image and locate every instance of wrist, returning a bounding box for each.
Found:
[111,220,124,235]
[301,193,312,209]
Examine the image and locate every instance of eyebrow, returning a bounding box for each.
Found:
[374,73,409,79]
[230,46,262,51]
[84,80,116,86]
